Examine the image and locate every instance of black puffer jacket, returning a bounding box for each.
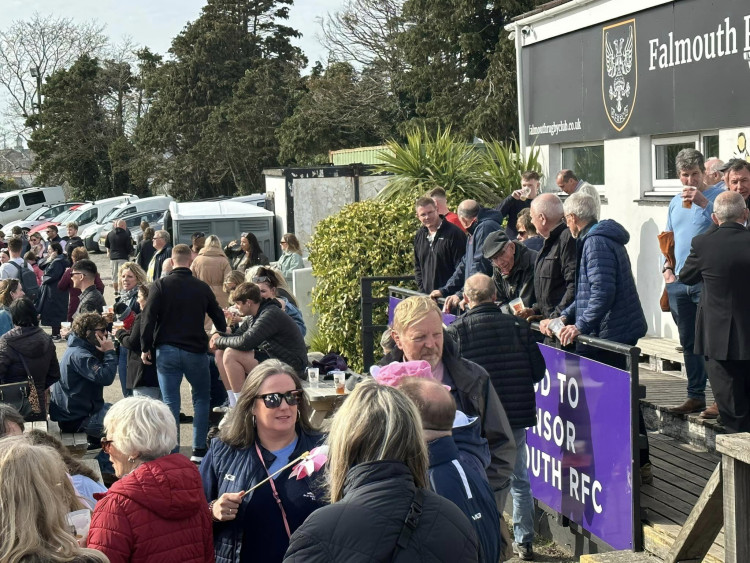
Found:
[532,222,577,318]
[0,326,60,419]
[283,460,479,563]
[214,299,307,375]
[380,337,516,496]
[447,303,546,429]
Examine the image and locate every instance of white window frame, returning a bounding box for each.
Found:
[560,141,606,195]
[651,134,699,193]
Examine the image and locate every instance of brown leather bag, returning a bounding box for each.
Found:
[658,231,675,312]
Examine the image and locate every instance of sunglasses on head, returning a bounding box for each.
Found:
[255,389,303,409]
[252,275,270,284]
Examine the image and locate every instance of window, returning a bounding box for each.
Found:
[0,196,20,212]
[562,144,605,185]
[77,209,97,226]
[650,132,717,194]
[22,191,46,206]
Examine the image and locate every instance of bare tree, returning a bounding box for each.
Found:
[0,13,107,135]
[319,0,404,70]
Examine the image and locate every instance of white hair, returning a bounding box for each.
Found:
[563,192,597,223]
[531,193,564,221]
[104,397,177,461]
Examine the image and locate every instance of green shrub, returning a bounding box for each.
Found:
[308,197,417,371]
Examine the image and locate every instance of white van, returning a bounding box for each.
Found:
[0,186,65,227]
[80,195,173,251]
[58,195,139,239]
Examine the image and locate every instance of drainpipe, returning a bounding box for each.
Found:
[514,23,526,156]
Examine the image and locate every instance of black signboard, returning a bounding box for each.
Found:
[522,0,750,145]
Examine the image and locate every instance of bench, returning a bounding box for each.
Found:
[25,419,91,457]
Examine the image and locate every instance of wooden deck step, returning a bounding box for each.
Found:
[641,433,724,563]
[637,336,685,376]
[580,552,659,562]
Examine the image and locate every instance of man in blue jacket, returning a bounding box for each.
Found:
[398,376,501,563]
[552,192,652,483]
[430,199,502,313]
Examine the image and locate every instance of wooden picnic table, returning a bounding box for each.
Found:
[303,380,348,427]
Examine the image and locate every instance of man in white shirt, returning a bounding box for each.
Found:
[0,238,33,280]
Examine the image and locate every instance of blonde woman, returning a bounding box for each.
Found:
[0,436,109,563]
[192,234,232,310]
[270,233,304,285]
[283,381,480,563]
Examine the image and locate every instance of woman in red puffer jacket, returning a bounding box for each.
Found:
[87,397,214,563]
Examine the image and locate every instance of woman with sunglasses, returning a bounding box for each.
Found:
[201,360,325,563]
[88,396,215,562]
[226,231,269,272]
[516,208,544,252]
[270,233,304,285]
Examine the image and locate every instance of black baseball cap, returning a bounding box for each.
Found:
[482,231,511,259]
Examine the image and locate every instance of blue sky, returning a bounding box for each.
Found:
[3,0,343,67]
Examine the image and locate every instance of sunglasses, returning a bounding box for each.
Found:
[517,230,527,236]
[252,276,270,284]
[101,438,114,454]
[255,389,304,409]
[193,232,205,238]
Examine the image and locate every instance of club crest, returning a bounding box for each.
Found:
[602,19,637,132]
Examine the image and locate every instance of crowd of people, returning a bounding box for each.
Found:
[1,149,748,562]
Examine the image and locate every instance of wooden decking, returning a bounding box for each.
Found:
[641,434,724,562]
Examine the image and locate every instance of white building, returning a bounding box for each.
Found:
[509,0,749,338]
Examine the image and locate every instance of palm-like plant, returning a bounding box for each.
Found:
[375,127,499,207]
[481,140,543,200]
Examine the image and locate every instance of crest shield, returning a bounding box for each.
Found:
[602,19,637,132]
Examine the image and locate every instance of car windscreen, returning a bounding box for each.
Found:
[25,206,53,221]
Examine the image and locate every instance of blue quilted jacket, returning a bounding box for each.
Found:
[561,220,647,345]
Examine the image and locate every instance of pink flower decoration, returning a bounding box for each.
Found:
[374,360,433,387]
[289,445,329,480]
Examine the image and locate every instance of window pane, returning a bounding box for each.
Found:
[562,145,604,184]
[654,143,695,180]
[702,135,719,159]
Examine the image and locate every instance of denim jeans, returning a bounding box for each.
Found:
[118,346,132,398]
[666,280,707,400]
[512,428,535,545]
[133,386,162,400]
[156,345,210,452]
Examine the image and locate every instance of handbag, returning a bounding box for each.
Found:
[657,231,676,313]
[0,350,42,419]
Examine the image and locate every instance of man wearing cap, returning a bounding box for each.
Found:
[105,219,133,295]
[482,230,536,310]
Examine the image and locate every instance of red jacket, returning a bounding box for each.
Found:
[88,453,215,563]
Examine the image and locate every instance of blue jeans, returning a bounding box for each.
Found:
[133,387,162,399]
[156,345,210,452]
[667,280,707,400]
[118,346,132,398]
[513,428,535,545]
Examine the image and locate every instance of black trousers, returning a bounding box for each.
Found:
[707,358,750,433]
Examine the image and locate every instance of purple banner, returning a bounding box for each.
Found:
[388,296,456,326]
[527,344,634,550]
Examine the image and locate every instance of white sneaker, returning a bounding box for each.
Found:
[212,405,230,413]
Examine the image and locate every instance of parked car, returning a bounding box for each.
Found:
[28,206,86,235]
[80,195,172,252]
[0,186,66,227]
[2,202,84,233]
[37,195,138,240]
[98,209,167,249]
